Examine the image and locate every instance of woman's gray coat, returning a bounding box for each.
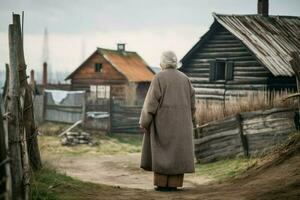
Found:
[139,68,196,175]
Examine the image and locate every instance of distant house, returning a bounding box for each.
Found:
[65,44,155,103]
[180,0,300,101]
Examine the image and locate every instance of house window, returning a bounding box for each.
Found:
[90,85,110,99]
[95,63,102,72]
[209,60,234,82]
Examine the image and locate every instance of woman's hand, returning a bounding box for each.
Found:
[140,125,149,133]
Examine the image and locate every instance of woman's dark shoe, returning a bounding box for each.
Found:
[154,186,178,192]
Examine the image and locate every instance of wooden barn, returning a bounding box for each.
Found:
[65,44,155,104]
[180,0,300,101]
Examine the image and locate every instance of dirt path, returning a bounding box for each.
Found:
[45,152,300,200]
[45,153,212,189]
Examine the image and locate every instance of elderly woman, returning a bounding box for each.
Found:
[139,51,196,191]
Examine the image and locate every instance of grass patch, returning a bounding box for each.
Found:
[38,122,72,136]
[195,157,257,181]
[31,166,118,200]
[39,133,143,157]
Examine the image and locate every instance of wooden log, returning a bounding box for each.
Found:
[196,51,251,58]
[233,71,270,77]
[234,66,267,71]
[195,135,242,152]
[194,128,240,145]
[200,46,247,53]
[208,39,241,44]
[196,143,243,158]
[0,106,12,200]
[58,120,82,137]
[7,23,24,200]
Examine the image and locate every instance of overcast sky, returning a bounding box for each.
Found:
[0,0,299,80]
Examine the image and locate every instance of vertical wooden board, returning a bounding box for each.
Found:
[209,60,216,82]
[226,61,234,80]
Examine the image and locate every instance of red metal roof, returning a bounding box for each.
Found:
[66,48,155,82]
[98,48,154,82]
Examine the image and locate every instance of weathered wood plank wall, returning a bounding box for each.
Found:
[44,92,85,123]
[194,107,298,163]
[180,24,296,101]
[33,95,44,124]
[241,108,297,155]
[83,96,110,131]
[111,100,142,133]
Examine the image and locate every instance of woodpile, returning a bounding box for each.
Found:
[194,107,298,163]
[61,132,94,146]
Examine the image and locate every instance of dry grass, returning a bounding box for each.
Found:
[38,134,142,157]
[196,90,297,125]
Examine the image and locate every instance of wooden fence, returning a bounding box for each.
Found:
[83,96,110,131]
[43,90,85,123]
[194,107,298,163]
[111,100,143,133]
[33,95,44,124]
[34,92,143,133]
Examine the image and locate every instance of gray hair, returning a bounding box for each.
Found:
[160,51,177,69]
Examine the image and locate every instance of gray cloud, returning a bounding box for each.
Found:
[0,0,299,79]
[1,0,299,34]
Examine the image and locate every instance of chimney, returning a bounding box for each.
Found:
[117,43,126,51]
[258,0,269,16]
[30,69,35,84]
[43,62,48,86]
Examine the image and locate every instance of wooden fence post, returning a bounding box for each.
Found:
[236,113,249,157]
[108,96,113,135]
[0,106,12,200]
[13,14,42,172]
[13,14,31,200]
[7,22,24,200]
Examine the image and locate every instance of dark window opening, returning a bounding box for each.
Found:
[215,61,226,80]
[95,63,102,72]
[209,60,234,82]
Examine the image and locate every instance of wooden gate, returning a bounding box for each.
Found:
[83,92,111,130]
[111,99,143,133]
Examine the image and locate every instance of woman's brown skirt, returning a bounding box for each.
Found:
[154,172,184,187]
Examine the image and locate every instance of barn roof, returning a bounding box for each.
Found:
[182,13,300,77]
[66,48,155,82]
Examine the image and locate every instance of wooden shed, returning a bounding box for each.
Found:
[65,44,155,104]
[180,1,300,101]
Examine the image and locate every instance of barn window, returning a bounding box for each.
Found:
[95,63,102,72]
[209,60,234,82]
